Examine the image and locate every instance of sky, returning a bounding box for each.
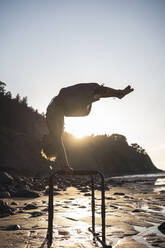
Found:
[1,0,165,170]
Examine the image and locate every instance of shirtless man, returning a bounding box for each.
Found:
[41,83,134,172]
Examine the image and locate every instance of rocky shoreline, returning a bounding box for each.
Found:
[0,171,165,247]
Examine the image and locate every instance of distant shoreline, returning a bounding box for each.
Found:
[107,171,165,182]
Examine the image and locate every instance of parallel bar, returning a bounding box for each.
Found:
[45,170,110,247]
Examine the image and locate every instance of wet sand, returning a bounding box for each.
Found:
[0,176,165,247]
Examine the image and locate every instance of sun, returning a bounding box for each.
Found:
[73,132,87,139]
[65,117,91,138]
[64,109,108,138]
[72,130,86,139]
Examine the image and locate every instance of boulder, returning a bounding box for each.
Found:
[0,200,15,218]
[0,172,14,185]
[0,191,11,198]
[13,189,40,198]
[10,201,17,205]
[158,222,165,234]
[113,192,125,196]
[4,224,21,230]
[23,203,38,210]
[30,211,43,217]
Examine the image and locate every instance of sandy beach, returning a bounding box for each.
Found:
[0,174,165,248]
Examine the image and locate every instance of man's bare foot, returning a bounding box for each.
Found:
[117,85,134,99]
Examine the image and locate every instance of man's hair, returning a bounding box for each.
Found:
[41,134,56,161]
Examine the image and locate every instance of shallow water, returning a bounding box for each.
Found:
[1,174,165,247]
[109,172,165,180]
[154,177,165,192]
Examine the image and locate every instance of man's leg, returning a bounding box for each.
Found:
[96,85,134,99]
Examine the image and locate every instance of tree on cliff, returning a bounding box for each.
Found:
[0,81,45,135]
[0,81,6,95]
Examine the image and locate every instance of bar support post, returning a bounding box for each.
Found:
[91,175,95,243]
[47,175,54,247]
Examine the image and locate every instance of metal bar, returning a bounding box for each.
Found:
[97,236,112,248]
[91,175,95,242]
[47,174,54,247]
[100,172,106,244]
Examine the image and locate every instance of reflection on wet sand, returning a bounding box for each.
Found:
[0,174,165,247]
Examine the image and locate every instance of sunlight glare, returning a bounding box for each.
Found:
[64,104,110,138]
[65,117,92,138]
[64,101,135,142]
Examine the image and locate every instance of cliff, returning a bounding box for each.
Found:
[64,133,160,176]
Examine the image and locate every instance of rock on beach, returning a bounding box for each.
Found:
[0,200,15,218]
